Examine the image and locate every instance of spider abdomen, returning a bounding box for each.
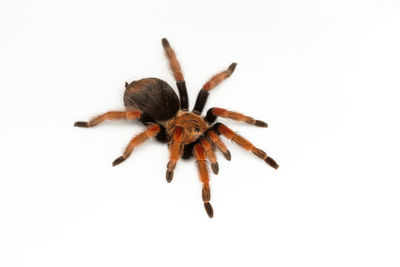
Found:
[123,78,180,122]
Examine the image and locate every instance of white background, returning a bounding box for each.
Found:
[1,0,399,266]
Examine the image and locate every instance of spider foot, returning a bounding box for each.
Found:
[166,161,177,183]
[211,162,219,175]
[255,120,268,127]
[112,156,126,166]
[161,38,170,48]
[74,121,90,127]
[204,202,214,218]
[228,63,237,74]
[265,156,279,169]
[166,170,174,183]
[223,150,231,161]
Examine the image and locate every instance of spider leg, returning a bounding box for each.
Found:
[161,38,189,110]
[207,130,231,161]
[216,123,279,169]
[205,107,268,127]
[193,63,237,114]
[193,144,214,218]
[74,110,141,127]
[200,137,219,174]
[166,127,184,183]
[112,124,160,166]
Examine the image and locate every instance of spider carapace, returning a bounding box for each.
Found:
[74,38,279,218]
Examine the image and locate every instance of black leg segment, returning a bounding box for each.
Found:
[176,81,189,110]
[205,108,217,124]
[192,89,209,115]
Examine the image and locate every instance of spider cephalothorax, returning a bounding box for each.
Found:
[166,111,208,144]
[74,38,279,218]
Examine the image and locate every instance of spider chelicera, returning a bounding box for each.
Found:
[74,38,279,218]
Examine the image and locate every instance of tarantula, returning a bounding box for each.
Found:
[74,38,279,218]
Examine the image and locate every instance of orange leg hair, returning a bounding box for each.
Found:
[202,63,237,91]
[216,123,279,169]
[200,137,219,174]
[74,110,141,127]
[162,38,184,82]
[193,144,213,218]
[166,127,184,183]
[193,63,237,114]
[207,130,231,161]
[208,107,268,127]
[112,124,160,166]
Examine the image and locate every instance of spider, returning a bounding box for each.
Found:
[74,38,279,218]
